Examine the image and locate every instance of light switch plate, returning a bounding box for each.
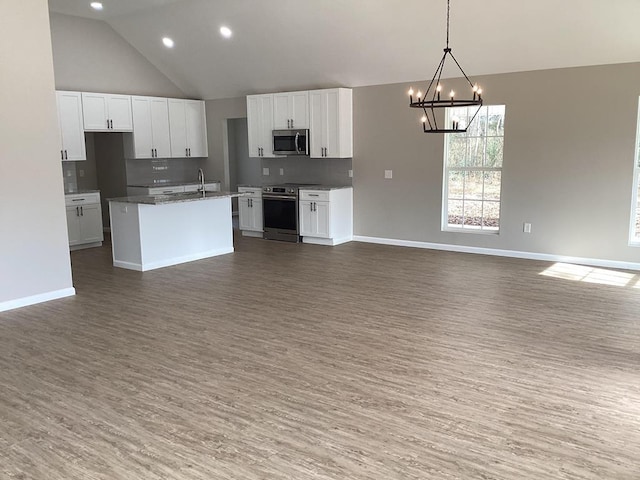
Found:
[262,167,270,176]
[348,169,353,178]
[385,170,393,179]
[524,223,532,233]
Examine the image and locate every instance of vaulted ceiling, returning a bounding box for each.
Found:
[48,0,640,100]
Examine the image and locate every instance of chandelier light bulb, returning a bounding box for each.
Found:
[449,90,455,99]
[408,88,414,96]
[436,85,442,92]
[417,90,422,99]
[473,84,478,92]
[421,115,427,123]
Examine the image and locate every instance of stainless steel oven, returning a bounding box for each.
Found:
[262,186,300,242]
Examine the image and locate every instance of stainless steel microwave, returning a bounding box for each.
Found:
[273,129,309,156]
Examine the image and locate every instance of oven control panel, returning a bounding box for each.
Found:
[263,187,296,194]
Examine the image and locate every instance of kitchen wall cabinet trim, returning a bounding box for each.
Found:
[309,88,353,158]
[299,187,353,245]
[56,91,86,161]
[238,187,263,236]
[65,192,104,249]
[125,96,172,159]
[273,91,309,130]
[81,92,133,132]
[168,99,208,158]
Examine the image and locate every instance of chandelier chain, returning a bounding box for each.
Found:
[446,0,450,48]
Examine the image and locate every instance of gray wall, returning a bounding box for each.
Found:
[353,62,640,263]
[232,118,262,187]
[49,13,184,97]
[0,0,73,307]
[204,98,247,189]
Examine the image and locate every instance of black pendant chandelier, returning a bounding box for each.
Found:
[408,0,482,133]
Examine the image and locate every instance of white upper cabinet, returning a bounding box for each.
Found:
[273,91,309,130]
[309,88,352,158]
[56,91,86,161]
[247,94,278,158]
[125,96,171,159]
[168,99,208,158]
[82,92,133,131]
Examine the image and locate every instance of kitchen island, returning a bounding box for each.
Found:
[109,191,245,271]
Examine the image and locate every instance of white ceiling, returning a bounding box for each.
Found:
[49,0,640,100]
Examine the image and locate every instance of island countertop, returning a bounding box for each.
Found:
[108,191,248,205]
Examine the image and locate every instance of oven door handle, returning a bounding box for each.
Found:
[262,195,296,201]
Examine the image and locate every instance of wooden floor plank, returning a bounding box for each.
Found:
[1,234,639,479]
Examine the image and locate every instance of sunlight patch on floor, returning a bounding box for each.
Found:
[540,263,637,287]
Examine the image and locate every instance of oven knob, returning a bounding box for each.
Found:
[289,189,294,194]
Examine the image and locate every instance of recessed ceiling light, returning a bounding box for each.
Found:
[90,2,103,10]
[162,37,175,48]
[220,26,232,39]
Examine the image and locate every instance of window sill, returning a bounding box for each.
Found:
[442,226,500,235]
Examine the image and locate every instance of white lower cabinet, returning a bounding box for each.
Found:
[65,192,104,249]
[238,187,263,236]
[299,188,353,245]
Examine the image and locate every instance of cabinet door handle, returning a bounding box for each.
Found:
[154,148,157,157]
[110,119,113,129]
[61,150,64,160]
[287,119,290,128]
[76,206,79,216]
[291,119,294,129]
[80,206,84,216]
[64,150,68,160]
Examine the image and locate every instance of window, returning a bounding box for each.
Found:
[443,105,506,233]
[629,98,640,245]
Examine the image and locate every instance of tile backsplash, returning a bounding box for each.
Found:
[126,157,203,186]
[261,156,352,186]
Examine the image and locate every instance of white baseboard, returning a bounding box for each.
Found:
[114,247,235,272]
[241,231,263,238]
[353,235,640,271]
[302,236,353,246]
[70,241,102,251]
[0,287,76,313]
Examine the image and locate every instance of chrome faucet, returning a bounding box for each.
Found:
[197,168,205,193]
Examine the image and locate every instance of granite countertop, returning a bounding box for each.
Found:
[237,184,352,191]
[128,180,221,188]
[300,185,352,191]
[65,189,100,195]
[108,191,248,205]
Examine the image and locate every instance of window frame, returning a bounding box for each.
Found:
[628,98,640,246]
[441,105,506,235]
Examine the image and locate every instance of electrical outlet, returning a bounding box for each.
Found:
[279,168,284,176]
[524,223,532,233]
[120,205,128,213]
[262,167,270,176]
[348,169,353,178]
[79,169,85,177]
[385,170,393,179]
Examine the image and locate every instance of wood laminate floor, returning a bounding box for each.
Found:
[1,233,640,479]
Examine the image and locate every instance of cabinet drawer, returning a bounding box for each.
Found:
[147,186,185,195]
[65,192,100,206]
[238,187,262,198]
[299,190,329,201]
